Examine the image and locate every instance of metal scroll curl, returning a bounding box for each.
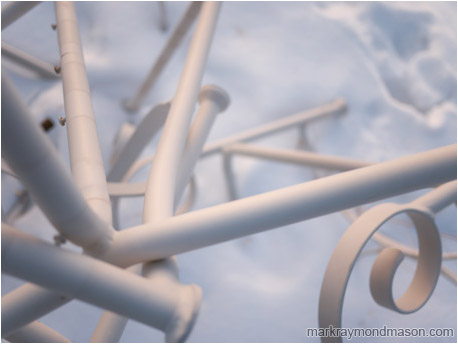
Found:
[318,202,442,343]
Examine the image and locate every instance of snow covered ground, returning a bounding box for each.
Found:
[1,1,456,342]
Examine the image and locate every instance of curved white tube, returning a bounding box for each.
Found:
[55,2,112,225]
[143,2,221,221]
[93,4,222,341]
[342,209,457,260]
[100,144,457,267]
[1,72,114,252]
[175,85,230,207]
[2,224,201,343]
[318,180,454,342]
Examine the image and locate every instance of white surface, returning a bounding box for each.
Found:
[1,1,456,342]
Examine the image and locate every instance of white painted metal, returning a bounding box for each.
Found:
[99,144,457,267]
[175,84,230,207]
[123,98,346,181]
[1,2,455,342]
[318,180,456,342]
[90,264,141,343]
[124,2,202,113]
[92,4,221,341]
[2,224,201,343]
[5,321,70,343]
[1,1,40,30]
[55,1,112,225]
[108,103,170,182]
[1,283,71,337]
[1,42,59,79]
[1,72,114,252]
[223,143,371,171]
[201,97,346,157]
[143,1,221,221]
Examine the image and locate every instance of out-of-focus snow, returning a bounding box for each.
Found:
[1,1,456,343]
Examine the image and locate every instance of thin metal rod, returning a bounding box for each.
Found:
[144,1,221,222]
[2,224,199,341]
[222,152,237,201]
[412,179,457,214]
[124,2,202,113]
[1,42,59,79]
[107,102,170,182]
[90,264,142,343]
[104,4,221,341]
[55,1,112,224]
[122,99,347,179]
[1,1,40,30]
[1,72,114,252]
[90,311,129,343]
[174,85,230,207]
[1,283,71,337]
[100,144,457,267]
[4,145,456,334]
[224,143,371,171]
[5,321,71,343]
[202,98,346,157]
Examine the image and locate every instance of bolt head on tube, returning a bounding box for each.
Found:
[198,84,230,112]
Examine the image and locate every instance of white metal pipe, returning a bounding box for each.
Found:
[90,310,129,343]
[412,179,457,214]
[4,144,456,335]
[174,85,230,207]
[1,73,114,252]
[119,5,221,340]
[122,99,347,180]
[89,265,142,343]
[143,1,221,221]
[201,98,346,157]
[224,143,371,171]
[2,224,201,343]
[341,208,457,260]
[124,2,202,113]
[2,283,71,337]
[222,152,238,201]
[1,1,40,30]
[55,2,112,224]
[2,42,59,79]
[107,103,170,182]
[5,321,71,343]
[100,144,457,267]
[318,179,457,342]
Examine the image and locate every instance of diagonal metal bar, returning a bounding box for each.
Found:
[55,1,112,225]
[99,144,457,267]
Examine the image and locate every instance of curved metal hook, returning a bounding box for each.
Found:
[318,203,442,342]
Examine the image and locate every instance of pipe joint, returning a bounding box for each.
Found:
[198,84,230,112]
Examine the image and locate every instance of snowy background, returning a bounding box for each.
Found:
[1,1,457,342]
